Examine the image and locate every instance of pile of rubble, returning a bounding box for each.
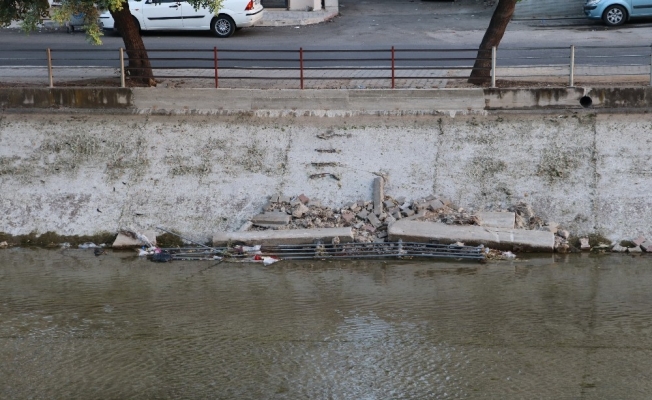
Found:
[247,177,549,246]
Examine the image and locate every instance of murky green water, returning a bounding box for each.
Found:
[1,249,651,399]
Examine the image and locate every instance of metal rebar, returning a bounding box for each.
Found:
[299,47,304,89]
[214,46,218,88]
[569,45,575,87]
[119,48,125,88]
[46,48,53,88]
[391,46,395,89]
[491,46,496,88]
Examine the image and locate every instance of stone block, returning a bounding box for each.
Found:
[251,212,291,226]
[213,227,354,247]
[270,195,280,203]
[403,210,427,221]
[611,244,627,253]
[342,211,355,223]
[354,222,364,229]
[476,212,515,229]
[395,196,406,204]
[640,240,652,252]
[298,194,310,204]
[292,204,309,218]
[113,230,157,248]
[579,238,591,250]
[388,220,554,252]
[362,224,376,233]
[428,199,445,212]
[628,246,642,253]
[373,177,384,215]
[368,213,382,228]
[279,196,291,203]
[392,212,402,220]
[309,200,322,208]
[383,200,395,208]
[350,203,361,212]
[559,230,570,239]
[633,235,647,246]
[403,209,415,217]
[357,209,369,219]
[400,202,412,211]
[357,200,365,207]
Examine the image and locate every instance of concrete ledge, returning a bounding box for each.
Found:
[388,220,554,252]
[213,227,354,246]
[2,87,651,114]
[0,88,132,109]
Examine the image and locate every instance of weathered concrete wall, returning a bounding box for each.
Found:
[1,112,651,242]
[514,0,585,19]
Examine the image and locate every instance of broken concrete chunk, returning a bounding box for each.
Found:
[633,235,647,246]
[292,203,310,218]
[270,195,280,203]
[628,246,643,253]
[373,177,384,215]
[213,227,354,246]
[426,195,436,201]
[309,200,322,208]
[298,194,310,204]
[403,210,427,221]
[395,196,406,204]
[640,240,652,252]
[579,238,591,251]
[399,202,412,211]
[368,213,382,228]
[439,197,452,207]
[279,196,291,204]
[252,212,291,226]
[476,212,515,229]
[611,244,627,253]
[357,209,369,219]
[428,199,445,212]
[546,222,560,234]
[350,203,361,212]
[388,220,554,252]
[559,230,570,239]
[403,209,415,217]
[342,211,355,223]
[113,230,157,248]
[238,221,253,232]
[362,224,376,233]
[383,200,395,209]
[392,211,402,220]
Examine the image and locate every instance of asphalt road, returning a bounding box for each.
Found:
[1,0,652,70]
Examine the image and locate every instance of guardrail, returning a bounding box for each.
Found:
[1,45,651,89]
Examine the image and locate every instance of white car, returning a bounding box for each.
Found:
[98,0,264,38]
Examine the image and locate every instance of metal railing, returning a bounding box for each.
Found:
[1,45,651,88]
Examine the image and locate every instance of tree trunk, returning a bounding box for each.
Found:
[468,0,517,85]
[110,4,155,86]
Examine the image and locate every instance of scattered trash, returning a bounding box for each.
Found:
[0,241,8,248]
[502,251,517,259]
[78,242,98,249]
[60,242,71,248]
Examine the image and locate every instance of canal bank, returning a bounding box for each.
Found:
[1,87,651,244]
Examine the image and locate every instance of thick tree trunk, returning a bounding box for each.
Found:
[110,4,155,86]
[468,0,517,85]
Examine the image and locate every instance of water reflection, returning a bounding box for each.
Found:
[0,249,651,399]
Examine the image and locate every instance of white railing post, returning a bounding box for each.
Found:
[491,46,496,88]
[119,48,126,88]
[46,48,53,88]
[569,45,575,87]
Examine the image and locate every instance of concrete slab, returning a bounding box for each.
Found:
[388,220,554,252]
[112,230,157,248]
[476,212,515,229]
[213,227,353,246]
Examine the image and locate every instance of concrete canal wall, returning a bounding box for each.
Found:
[1,98,651,243]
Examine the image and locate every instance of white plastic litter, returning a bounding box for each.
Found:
[502,251,517,259]
[262,256,279,266]
[78,242,98,249]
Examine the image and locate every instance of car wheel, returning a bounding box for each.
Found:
[211,15,236,38]
[603,5,626,26]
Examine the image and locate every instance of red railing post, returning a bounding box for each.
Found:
[299,47,304,90]
[214,46,218,88]
[391,46,395,89]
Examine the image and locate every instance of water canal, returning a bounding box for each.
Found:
[1,249,651,399]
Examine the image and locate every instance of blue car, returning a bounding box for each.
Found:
[584,0,652,26]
